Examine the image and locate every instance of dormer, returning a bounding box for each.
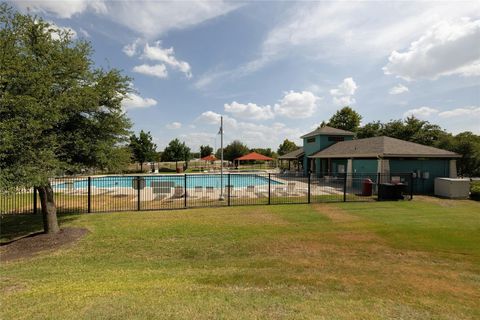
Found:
[301,126,354,154]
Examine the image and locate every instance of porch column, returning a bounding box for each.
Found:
[449,159,457,178]
[377,158,390,183]
[346,158,353,187]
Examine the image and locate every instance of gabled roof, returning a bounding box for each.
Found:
[278,148,304,160]
[235,152,273,161]
[201,155,217,161]
[310,136,461,159]
[300,126,355,138]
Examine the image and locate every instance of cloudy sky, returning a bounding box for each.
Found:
[13,1,480,151]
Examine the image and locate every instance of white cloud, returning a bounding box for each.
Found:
[224,102,274,121]
[273,91,318,119]
[384,18,480,80]
[123,38,141,57]
[166,122,182,129]
[330,78,357,106]
[79,28,90,38]
[196,111,237,129]
[132,64,168,79]
[193,2,479,90]
[330,77,357,96]
[191,113,304,150]
[142,41,192,78]
[403,106,439,118]
[122,93,157,110]
[47,22,77,40]
[15,1,240,38]
[389,84,409,95]
[438,106,480,118]
[103,1,241,38]
[332,96,356,107]
[125,40,192,79]
[16,0,107,18]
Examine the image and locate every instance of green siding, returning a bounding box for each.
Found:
[303,134,354,175]
[389,159,450,194]
[352,159,377,174]
[331,159,348,175]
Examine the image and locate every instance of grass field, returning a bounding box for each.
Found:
[1,198,479,319]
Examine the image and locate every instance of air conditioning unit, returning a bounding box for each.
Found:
[434,178,470,199]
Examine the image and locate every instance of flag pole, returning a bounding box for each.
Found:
[219,116,225,200]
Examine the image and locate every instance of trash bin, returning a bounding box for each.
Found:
[378,183,405,201]
[362,178,373,196]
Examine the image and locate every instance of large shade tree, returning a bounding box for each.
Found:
[277,139,298,156]
[200,145,213,158]
[161,139,191,170]
[129,130,157,172]
[217,140,249,161]
[328,106,362,132]
[0,5,132,233]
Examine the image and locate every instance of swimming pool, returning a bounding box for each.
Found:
[55,174,282,189]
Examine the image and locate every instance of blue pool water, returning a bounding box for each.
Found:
[55,174,281,189]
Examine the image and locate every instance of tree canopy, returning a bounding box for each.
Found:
[217,140,249,161]
[436,132,480,176]
[357,117,446,146]
[200,145,213,158]
[0,5,132,232]
[277,139,299,156]
[161,139,191,169]
[129,130,157,171]
[328,106,362,132]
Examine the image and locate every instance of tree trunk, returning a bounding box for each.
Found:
[37,183,60,234]
[140,162,143,172]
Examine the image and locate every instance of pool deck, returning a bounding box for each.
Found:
[59,175,343,202]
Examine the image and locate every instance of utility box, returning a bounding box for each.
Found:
[434,178,470,199]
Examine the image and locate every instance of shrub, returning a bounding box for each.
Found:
[471,181,480,201]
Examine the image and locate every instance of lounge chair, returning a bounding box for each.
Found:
[172,186,185,198]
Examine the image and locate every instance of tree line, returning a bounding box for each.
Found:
[325,107,480,176]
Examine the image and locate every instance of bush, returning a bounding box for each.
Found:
[471,181,480,201]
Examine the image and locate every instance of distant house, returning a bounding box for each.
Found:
[278,126,460,193]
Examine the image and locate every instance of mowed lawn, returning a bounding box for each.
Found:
[1,198,479,319]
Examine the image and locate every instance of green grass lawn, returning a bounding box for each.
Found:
[1,198,479,319]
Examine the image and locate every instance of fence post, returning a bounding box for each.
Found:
[377,172,381,195]
[343,173,347,202]
[410,172,414,200]
[268,173,271,205]
[307,174,311,204]
[184,174,187,208]
[33,187,37,214]
[87,177,91,213]
[227,174,231,206]
[137,176,141,211]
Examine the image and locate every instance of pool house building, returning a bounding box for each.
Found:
[278,126,460,193]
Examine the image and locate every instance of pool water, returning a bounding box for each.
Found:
[55,174,281,189]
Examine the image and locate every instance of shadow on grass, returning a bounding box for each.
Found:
[0,214,80,244]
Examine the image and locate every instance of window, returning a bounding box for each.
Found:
[306,137,315,143]
[328,136,345,142]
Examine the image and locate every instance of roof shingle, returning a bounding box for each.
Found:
[278,148,304,160]
[300,126,354,139]
[310,136,460,158]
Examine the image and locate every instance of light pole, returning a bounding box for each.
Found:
[219,116,225,201]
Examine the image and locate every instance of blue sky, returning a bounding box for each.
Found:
[13,1,480,151]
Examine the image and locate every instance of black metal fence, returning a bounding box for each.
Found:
[0,172,413,215]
